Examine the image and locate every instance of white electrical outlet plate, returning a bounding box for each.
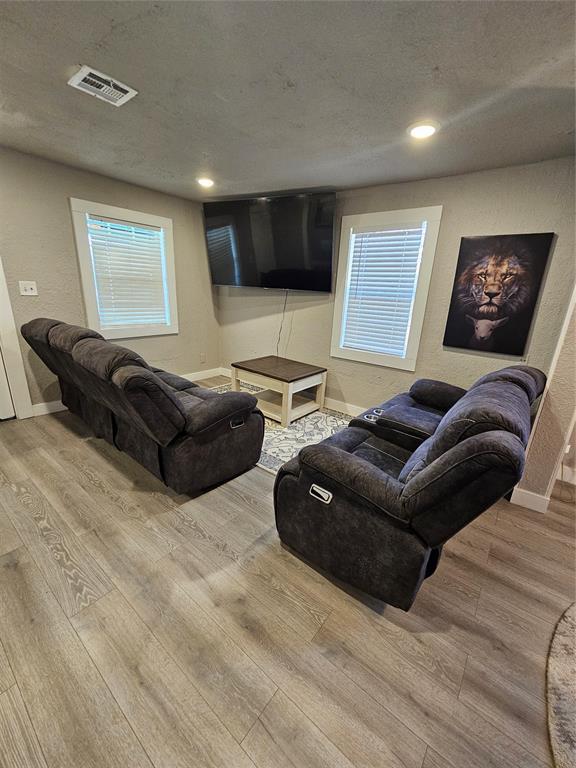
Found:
[19,281,38,296]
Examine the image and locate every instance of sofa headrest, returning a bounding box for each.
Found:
[398,380,530,483]
[48,322,104,353]
[72,338,149,380]
[21,318,63,344]
[470,365,546,404]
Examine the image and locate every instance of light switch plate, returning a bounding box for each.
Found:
[19,281,38,296]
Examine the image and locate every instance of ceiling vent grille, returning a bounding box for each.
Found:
[67,65,138,107]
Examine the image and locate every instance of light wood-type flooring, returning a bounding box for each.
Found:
[0,401,574,768]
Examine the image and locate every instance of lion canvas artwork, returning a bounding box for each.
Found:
[443,233,554,356]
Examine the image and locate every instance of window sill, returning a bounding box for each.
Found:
[330,346,417,372]
[100,324,179,341]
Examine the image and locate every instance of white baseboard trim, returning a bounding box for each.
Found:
[510,486,550,514]
[324,397,363,417]
[557,464,576,485]
[32,400,67,417]
[183,367,227,382]
[187,367,363,418]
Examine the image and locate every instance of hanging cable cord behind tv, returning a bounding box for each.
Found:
[276,289,289,357]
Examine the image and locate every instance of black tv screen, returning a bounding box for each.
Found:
[203,192,335,292]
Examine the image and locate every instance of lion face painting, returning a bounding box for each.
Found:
[443,233,554,356]
[457,250,531,318]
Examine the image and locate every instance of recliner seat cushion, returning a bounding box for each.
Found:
[351,434,411,479]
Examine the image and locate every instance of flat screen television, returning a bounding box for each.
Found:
[203,192,335,292]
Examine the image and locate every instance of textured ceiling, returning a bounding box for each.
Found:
[0,1,574,200]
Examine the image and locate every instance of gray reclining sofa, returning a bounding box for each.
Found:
[274,366,545,610]
[21,318,264,495]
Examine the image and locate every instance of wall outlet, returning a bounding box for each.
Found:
[19,281,38,296]
[200,352,206,364]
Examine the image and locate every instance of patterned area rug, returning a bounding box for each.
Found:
[547,602,576,768]
[213,383,350,473]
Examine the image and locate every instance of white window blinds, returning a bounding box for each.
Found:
[86,215,170,329]
[340,223,427,358]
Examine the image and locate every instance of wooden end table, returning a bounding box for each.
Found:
[231,356,327,427]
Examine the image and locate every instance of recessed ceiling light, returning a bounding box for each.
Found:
[197,177,214,188]
[408,122,439,139]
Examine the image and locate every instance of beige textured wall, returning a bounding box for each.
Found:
[217,157,575,408]
[1,149,573,419]
[518,292,575,497]
[0,148,219,405]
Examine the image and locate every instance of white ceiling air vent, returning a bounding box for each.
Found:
[67,65,138,107]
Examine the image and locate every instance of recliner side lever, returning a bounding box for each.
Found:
[309,484,333,504]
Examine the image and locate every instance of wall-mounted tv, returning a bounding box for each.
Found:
[203,192,335,292]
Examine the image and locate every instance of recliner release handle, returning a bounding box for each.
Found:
[309,484,333,504]
[230,416,245,429]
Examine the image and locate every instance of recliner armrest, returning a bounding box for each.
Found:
[183,391,258,435]
[349,414,428,450]
[409,379,467,412]
[401,430,525,547]
[299,444,407,524]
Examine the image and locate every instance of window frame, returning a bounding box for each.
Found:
[331,205,442,371]
[70,198,179,340]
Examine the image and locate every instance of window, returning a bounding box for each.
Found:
[331,206,442,371]
[70,199,178,339]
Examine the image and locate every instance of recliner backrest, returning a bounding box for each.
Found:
[47,322,105,385]
[21,319,187,446]
[21,318,70,378]
[469,365,546,404]
[68,338,186,445]
[398,379,531,484]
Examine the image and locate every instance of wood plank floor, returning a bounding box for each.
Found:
[0,409,574,768]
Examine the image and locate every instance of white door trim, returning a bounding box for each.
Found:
[512,282,576,511]
[0,349,15,419]
[0,256,33,419]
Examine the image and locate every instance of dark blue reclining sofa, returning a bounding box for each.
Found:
[21,318,264,495]
[274,366,546,611]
